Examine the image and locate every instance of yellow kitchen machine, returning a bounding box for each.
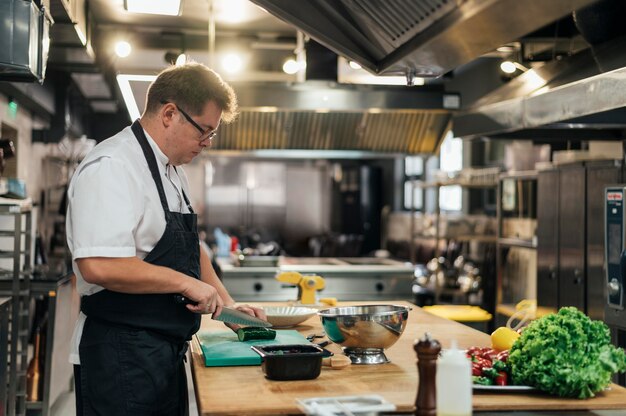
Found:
[275,271,336,306]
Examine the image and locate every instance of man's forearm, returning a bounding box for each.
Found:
[76,256,192,295]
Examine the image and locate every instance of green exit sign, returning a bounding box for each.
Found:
[7,100,18,119]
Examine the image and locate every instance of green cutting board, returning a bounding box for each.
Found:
[197,330,310,367]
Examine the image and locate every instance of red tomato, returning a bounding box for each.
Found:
[495,371,508,386]
[496,350,510,363]
[476,357,491,368]
[467,346,483,355]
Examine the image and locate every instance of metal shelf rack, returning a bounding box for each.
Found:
[495,170,538,327]
[0,202,33,416]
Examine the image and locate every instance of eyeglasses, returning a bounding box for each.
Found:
[161,101,217,141]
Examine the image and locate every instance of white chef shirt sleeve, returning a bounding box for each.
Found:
[68,156,142,259]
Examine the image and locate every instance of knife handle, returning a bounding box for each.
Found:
[174,295,198,306]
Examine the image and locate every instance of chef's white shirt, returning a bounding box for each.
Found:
[66,125,192,364]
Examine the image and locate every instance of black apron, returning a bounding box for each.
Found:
[76,120,200,416]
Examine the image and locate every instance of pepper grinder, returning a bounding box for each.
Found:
[414,332,441,416]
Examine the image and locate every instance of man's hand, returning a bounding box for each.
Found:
[220,303,268,332]
[180,278,223,315]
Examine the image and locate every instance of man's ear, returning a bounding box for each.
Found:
[160,103,177,127]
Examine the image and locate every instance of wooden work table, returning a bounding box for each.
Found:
[190,301,626,415]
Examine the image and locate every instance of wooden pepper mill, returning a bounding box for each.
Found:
[414,332,441,416]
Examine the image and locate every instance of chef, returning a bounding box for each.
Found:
[66,62,265,415]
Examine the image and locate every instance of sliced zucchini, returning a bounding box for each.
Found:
[237,327,277,342]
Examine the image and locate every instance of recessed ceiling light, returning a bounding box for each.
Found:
[348,61,362,70]
[115,41,132,58]
[175,53,187,66]
[124,0,181,16]
[500,61,518,74]
[221,53,243,74]
[282,59,299,74]
[116,74,157,120]
[216,0,248,23]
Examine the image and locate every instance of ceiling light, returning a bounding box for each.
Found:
[215,0,248,23]
[115,41,132,58]
[175,53,187,66]
[116,74,157,120]
[500,60,528,74]
[348,61,362,70]
[282,59,299,75]
[124,0,181,16]
[221,53,243,74]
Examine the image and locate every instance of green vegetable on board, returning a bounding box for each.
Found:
[508,307,626,399]
[236,327,276,342]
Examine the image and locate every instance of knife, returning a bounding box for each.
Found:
[213,306,272,328]
[174,295,271,327]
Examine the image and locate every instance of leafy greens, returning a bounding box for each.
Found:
[508,307,626,399]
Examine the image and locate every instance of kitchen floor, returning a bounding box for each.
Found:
[49,353,199,416]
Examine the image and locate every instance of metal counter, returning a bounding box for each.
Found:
[219,257,415,302]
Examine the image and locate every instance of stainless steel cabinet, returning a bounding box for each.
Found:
[537,169,559,312]
[537,160,623,319]
[558,165,586,311]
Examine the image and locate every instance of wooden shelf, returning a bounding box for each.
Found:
[412,180,497,189]
[498,237,537,249]
[499,170,538,181]
[412,234,496,243]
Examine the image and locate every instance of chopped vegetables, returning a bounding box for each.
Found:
[236,327,277,342]
[466,346,511,386]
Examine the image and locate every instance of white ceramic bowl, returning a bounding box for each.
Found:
[264,306,317,328]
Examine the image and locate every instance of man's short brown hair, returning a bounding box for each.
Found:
[144,63,238,123]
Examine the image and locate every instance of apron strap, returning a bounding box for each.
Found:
[173,166,194,214]
[131,120,171,215]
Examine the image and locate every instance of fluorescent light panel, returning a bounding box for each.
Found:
[124,0,181,16]
[116,74,156,120]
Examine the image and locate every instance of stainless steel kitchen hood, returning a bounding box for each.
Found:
[214,109,450,154]
[249,0,596,78]
[124,78,453,154]
[453,34,626,139]
[216,82,452,154]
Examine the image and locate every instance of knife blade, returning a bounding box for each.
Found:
[174,295,271,327]
[213,306,272,327]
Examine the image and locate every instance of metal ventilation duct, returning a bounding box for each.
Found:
[250,0,597,77]
[124,80,454,154]
[214,110,451,154]
[453,34,626,140]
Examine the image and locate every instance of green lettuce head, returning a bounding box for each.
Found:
[509,307,626,399]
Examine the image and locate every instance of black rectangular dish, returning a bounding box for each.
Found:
[251,344,324,380]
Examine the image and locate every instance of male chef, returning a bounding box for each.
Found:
[66,62,265,415]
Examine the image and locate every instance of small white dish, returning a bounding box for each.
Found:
[264,306,317,328]
[473,384,535,392]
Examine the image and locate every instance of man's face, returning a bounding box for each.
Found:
[166,100,222,166]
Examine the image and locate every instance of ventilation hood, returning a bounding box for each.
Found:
[454,34,626,140]
[121,78,453,154]
[250,0,596,78]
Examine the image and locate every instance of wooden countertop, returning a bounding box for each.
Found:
[190,301,626,415]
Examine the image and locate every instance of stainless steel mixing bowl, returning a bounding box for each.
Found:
[318,304,411,364]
